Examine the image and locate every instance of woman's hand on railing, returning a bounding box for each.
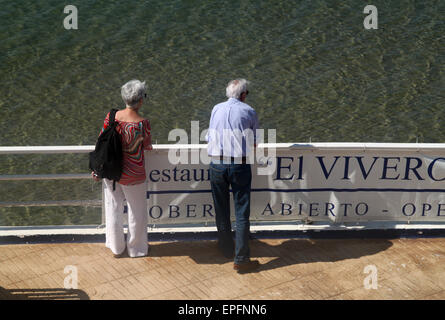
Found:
[91,171,101,182]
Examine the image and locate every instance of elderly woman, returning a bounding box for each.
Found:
[92,79,152,258]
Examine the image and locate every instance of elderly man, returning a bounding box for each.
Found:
[206,79,260,273]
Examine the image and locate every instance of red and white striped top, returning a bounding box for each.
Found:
[101,111,152,185]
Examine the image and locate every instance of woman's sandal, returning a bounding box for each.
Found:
[113,247,127,259]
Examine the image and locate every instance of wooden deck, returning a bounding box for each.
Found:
[1,237,445,300]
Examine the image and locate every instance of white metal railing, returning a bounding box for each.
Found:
[2,143,445,229]
[0,146,101,217]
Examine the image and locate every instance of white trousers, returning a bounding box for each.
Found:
[103,179,148,257]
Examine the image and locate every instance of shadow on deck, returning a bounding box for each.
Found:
[0,287,89,300]
[151,238,393,273]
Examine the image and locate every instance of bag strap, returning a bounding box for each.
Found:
[140,120,145,137]
[110,109,119,192]
[109,108,119,125]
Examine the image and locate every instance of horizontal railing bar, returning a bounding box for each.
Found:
[289,143,445,152]
[0,145,94,154]
[0,200,102,208]
[0,173,91,181]
[1,143,445,155]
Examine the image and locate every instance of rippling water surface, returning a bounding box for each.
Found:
[0,0,443,225]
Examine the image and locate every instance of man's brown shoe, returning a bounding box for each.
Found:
[233,260,260,273]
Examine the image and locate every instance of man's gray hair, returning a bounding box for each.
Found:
[121,80,146,109]
[226,78,249,99]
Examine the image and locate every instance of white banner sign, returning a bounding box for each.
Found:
[137,144,445,225]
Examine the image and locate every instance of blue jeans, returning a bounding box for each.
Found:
[209,161,252,264]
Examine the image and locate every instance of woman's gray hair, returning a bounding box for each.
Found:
[121,80,147,109]
[226,78,249,99]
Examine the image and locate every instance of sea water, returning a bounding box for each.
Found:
[0,0,443,225]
